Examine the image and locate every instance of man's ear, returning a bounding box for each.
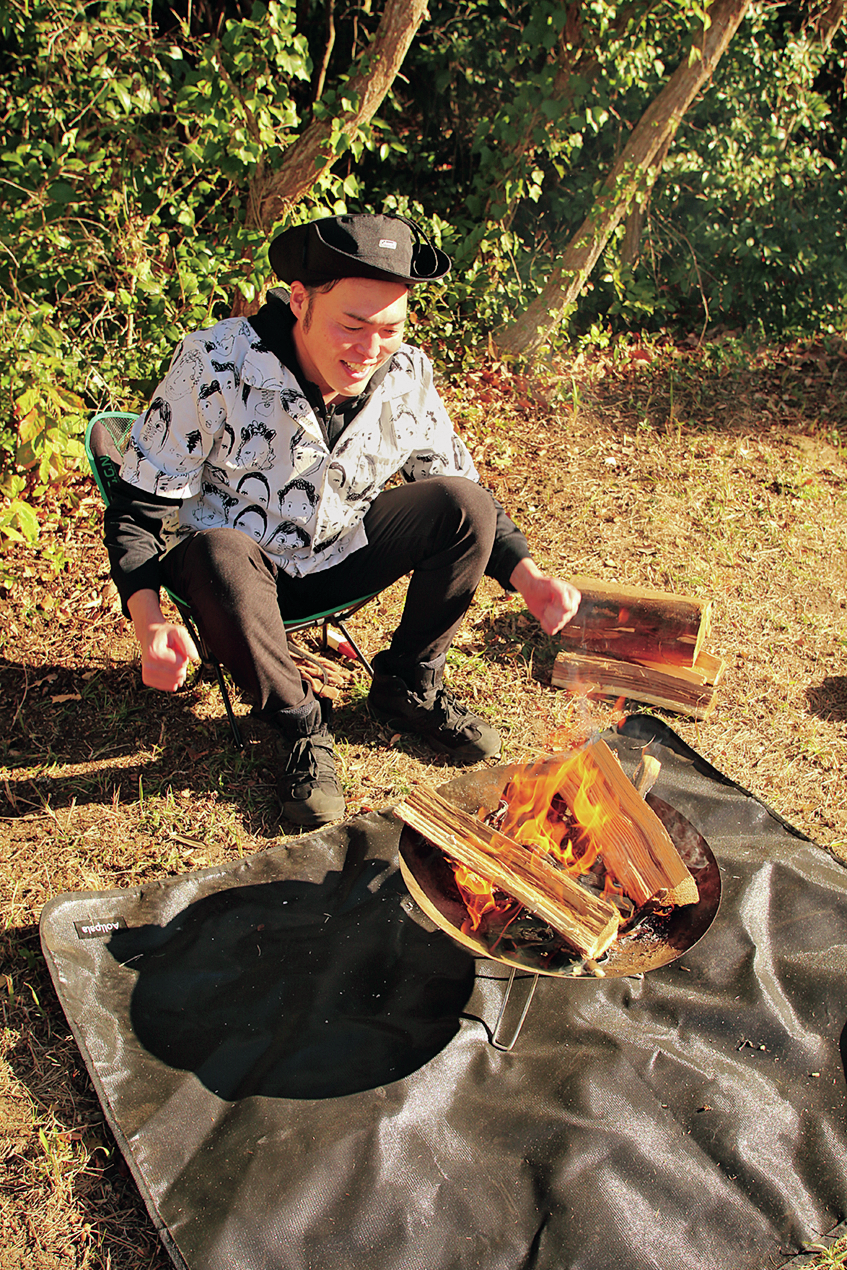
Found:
[288,280,308,321]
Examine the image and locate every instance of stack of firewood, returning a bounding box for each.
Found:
[551,577,725,720]
[289,640,354,702]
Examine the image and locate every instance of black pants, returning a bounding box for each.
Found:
[160,477,498,717]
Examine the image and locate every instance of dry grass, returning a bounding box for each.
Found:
[1,332,846,1268]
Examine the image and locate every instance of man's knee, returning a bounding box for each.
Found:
[423,476,497,545]
[174,528,275,597]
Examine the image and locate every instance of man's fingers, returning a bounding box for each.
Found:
[170,626,200,662]
[142,623,200,691]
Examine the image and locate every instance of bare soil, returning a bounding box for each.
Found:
[2,334,846,1268]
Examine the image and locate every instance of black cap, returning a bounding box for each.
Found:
[269,214,451,287]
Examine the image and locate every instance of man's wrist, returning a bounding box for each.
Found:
[509,557,542,595]
[127,589,167,641]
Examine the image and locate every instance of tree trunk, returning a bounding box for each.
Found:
[250,0,428,231]
[808,0,845,48]
[229,0,427,318]
[494,0,752,359]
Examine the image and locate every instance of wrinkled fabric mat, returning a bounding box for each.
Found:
[39,717,847,1270]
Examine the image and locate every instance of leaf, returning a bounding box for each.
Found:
[47,181,76,204]
[1,501,40,543]
[51,693,82,704]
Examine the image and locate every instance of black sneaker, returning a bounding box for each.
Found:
[277,702,345,827]
[367,652,501,764]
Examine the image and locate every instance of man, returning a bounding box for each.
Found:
[105,213,580,827]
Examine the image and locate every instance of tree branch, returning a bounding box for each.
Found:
[251,0,428,232]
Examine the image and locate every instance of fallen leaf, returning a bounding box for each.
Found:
[51,693,82,703]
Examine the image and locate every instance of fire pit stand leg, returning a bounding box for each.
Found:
[491,967,540,1051]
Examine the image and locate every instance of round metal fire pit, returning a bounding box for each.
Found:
[398,757,722,979]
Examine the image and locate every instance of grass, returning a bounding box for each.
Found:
[1,330,847,1267]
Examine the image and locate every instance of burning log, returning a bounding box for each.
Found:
[561,578,712,667]
[538,740,699,908]
[396,740,699,963]
[551,648,726,721]
[395,787,621,960]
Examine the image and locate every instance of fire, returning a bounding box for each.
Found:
[452,863,498,931]
[450,746,627,928]
[500,748,616,880]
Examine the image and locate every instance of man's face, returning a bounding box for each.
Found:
[289,277,408,403]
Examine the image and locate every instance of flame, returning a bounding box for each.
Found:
[450,745,630,933]
[499,747,616,880]
[452,862,499,931]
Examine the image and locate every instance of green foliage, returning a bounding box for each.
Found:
[0,0,329,542]
[591,13,847,337]
[1,0,845,535]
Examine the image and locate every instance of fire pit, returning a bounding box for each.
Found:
[398,753,721,1044]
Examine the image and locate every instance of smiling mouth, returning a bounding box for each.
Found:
[341,360,378,376]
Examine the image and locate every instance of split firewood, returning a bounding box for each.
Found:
[558,629,701,667]
[551,648,726,720]
[396,787,621,960]
[564,577,712,662]
[551,740,698,908]
[632,753,662,799]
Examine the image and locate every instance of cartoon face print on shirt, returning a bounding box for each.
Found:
[388,348,416,378]
[267,520,311,553]
[232,504,267,542]
[278,478,318,523]
[197,381,226,432]
[196,483,239,526]
[210,360,240,394]
[210,422,236,462]
[251,388,277,420]
[235,421,276,470]
[288,425,325,480]
[405,451,450,481]
[153,430,203,481]
[163,346,205,400]
[328,453,377,506]
[387,406,419,453]
[237,470,271,507]
[155,468,192,496]
[139,398,172,453]
[277,386,311,421]
[204,331,236,360]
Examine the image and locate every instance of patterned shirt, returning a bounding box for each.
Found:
[121,316,479,579]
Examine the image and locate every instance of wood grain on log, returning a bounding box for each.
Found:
[552,648,725,720]
[395,787,621,960]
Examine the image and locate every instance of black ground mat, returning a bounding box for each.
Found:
[39,716,847,1270]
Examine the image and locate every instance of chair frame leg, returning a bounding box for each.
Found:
[175,603,244,751]
[322,619,373,677]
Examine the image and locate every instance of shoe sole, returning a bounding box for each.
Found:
[281,800,345,828]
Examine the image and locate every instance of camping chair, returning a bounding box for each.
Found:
[85,411,379,751]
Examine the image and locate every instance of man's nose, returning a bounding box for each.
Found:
[353,330,382,360]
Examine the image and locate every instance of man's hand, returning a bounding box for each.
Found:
[509,559,581,637]
[128,589,200,692]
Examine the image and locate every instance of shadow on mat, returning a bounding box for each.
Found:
[107,859,474,1100]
